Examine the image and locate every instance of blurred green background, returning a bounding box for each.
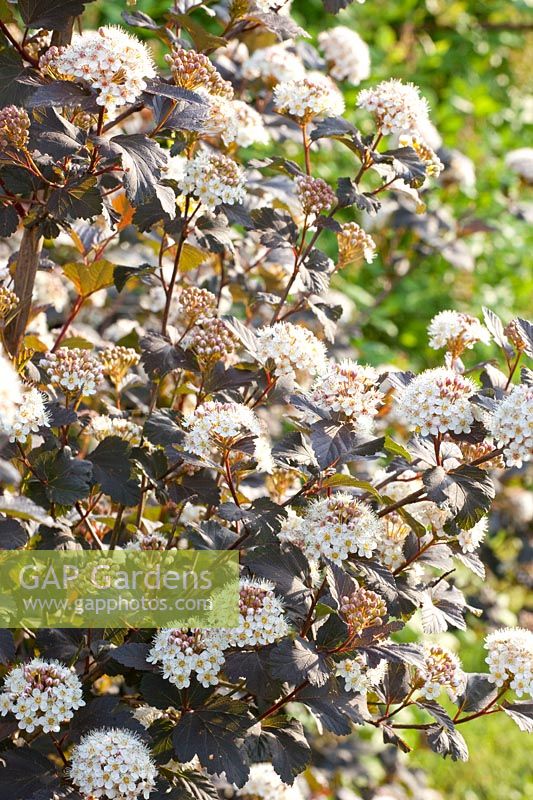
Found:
[90,2,533,797]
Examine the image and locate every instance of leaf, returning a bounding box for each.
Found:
[172,698,251,787]
[0,41,33,108]
[168,12,228,52]
[0,750,61,800]
[482,306,510,350]
[111,642,153,671]
[297,682,364,733]
[113,263,155,292]
[155,768,219,800]
[426,724,469,761]
[269,637,330,687]
[246,718,311,784]
[62,259,115,298]
[250,208,298,248]
[322,0,355,12]
[18,0,92,29]
[27,80,95,109]
[48,176,103,221]
[88,436,141,506]
[140,333,198,378]
[310,421,384,469]
[503,702,533,733]
[336,177,381,214]
[0,495,53,525]
[456,673,499,714]
[29,108,86,159]
[0,630,15,664]
[224,648,281,698]
[299,249,332,294]
[0,517,28,549]
[384,436,413,462]
[0,204,19,237]
[35,628,87,661]
[140,673,185,711]
[380,663,410,705]
[108,134,170,208]
[221,316,259,357]
[423,465,495,529]
[416,701,455,730]
[28,448,93,507]
[514,317,533,358]
[381,147,427,187]
[143,410,184,447]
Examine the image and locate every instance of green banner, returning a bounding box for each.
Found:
[0,550,239,629]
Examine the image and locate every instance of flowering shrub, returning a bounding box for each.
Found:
[0,1,531,800]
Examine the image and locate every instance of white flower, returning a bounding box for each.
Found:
[255,322,327,389]
[214,99,269,148]
[237,762,304,800]
[52,26,156,114]
[318,26,371,85]
[357,79,430,135]
[42,348,104,397]
[69,727,157,800]
[398,367,476,436]
[485,628,533,697]
[428,310,490,355]
[280,493,384,565]
[33,270,69,313]
[132,705,165,729]
[2,387,49,444]
[242,44,306,85]
[88,415,142,445]
[178,150,246,210]
[374,511,412,570]
[458,517,488,553]
[419,645,465,701]
[0,659,84,733]
[274,74,345,120]
[488,384,533,468]
[126,532,171,551]
[0,348,22,432]
[225,577,289,648]
[148,629,226,689]
[505,148,533,183]
[337,655,386,693]
[306,359,382,429]
[183,400,273,472]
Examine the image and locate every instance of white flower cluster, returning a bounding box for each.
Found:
[380,475,452,535]
[307,360,382,430]
[428,310,490,355]
[357,79,430,135]
[216,99,269,148]
[88,415,142,445]
[337,221,377,267]
[318,26,371,85]
[255,322,327,388]
[488,384,533,467]
[419,645,465,701]
[126,531,170,550]
[148,628,226,688]
[226,577,289,647]
[69,727,157,800]
[398,367,476,436]
[242,43,306,85]
[280,493,384,565]
[337,656,386,693]
[274,75,345,120]
[374,511,411,570]
[52,26,156,113]
[485,628,533,696]
[132,705,165,729]
[1,387,49,444]
[0,348,23,432]
[458,517,488,553]
[237,763,304,800]
[178,150,246,210]
[183,400,273,472]
[0,658,84,733]
[42,347,104,397]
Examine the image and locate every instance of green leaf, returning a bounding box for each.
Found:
[320,473,382,501]
[384,435,412,462]
[62,259,116,298]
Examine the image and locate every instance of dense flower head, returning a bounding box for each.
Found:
[341,587,387,637]
[0,348,22,431]
[318,26,371,85]
[42,347,104,397]
[296,175,336,216]
[69,726,158,800]
[337,655,386,693]
[398,367,476,436]
[183,400,273,471]
[419,645,465,700]
[177,150,246,210]
[485,628,533,696]
[307,359,382,429]
[0,105,30,150]
[488,384,533,467]
[273,75,345,120]
[242,43,306,85]
[165,46,234,98]
[148,628,226,688]
[237,762,304,800]
[1,387,49,444]
[126,531,170,551]
[337,222,377,267]
[214,99,269,148]
[177,286,217,325]
[357,79,430,135]
[52,26,156,113]
[88,415,142,444]
[399,134,444,178]
[255,322,327,388]
[280,493,384,564]
[427,310,490,356]
[0,658,84,733]
[458,517,488,553]
[375,511,412,570]
[225,577,289,647]
[459,441,505,470]
[183,317,236,365]
[100,346,140,387]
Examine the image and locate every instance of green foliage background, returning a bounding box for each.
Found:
[90,1,533,797]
